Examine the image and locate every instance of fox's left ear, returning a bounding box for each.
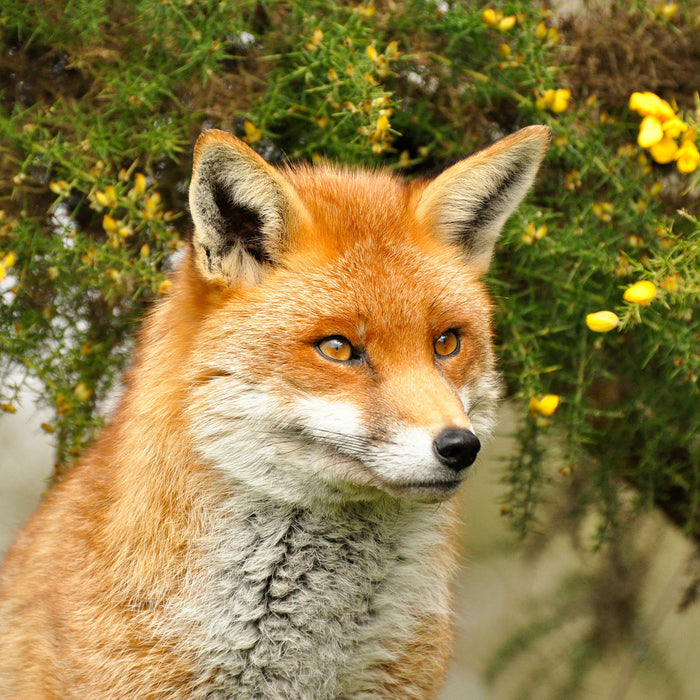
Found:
[189,129,309,286]
[415,125,551,274]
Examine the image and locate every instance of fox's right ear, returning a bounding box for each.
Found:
[415,125,551,275]
[189,129,308,286]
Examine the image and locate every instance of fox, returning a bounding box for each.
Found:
[0,124,550,699]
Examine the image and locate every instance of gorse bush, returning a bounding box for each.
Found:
[1,0,699,585]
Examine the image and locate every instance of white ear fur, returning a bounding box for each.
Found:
[415,125,551,273]
[189,129,307,285]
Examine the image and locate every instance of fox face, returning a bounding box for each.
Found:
[185,127,550,506]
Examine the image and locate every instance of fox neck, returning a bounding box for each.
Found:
[170,493,456,698]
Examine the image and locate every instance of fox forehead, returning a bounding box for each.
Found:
[280,163,422,253]
[230,164,492,334]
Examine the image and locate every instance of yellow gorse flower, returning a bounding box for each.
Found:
[482,8,503,25]
[662,117,687,139]
[629,91,698,173]
[529,394,560,417]
[497,15,516,32]
[243,120,262,145]
[623,280,657,305]
[629,92,675,120]
[49,180,71,197]
[132,173,148,197]
[676,139,700,174]
[656,2,679,21]
[102,214,118,233]
[73,381,92,402]
[637,116,663,148]
[649,137,678,164]
[95,185,118,209]
[586,310,620,333]
[543,88,571,114]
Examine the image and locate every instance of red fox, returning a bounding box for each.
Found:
[0,125,549,698]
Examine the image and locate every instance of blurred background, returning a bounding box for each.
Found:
[2,1,699,697]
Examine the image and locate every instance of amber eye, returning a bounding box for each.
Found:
[434,330,460,358]
[316,336,355,363]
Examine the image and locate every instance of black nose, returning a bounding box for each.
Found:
[433,428,481,471]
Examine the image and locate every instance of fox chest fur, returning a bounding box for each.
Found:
[174,498,455,699]
[0,126,549,698]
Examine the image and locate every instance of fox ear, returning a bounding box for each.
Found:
[189,129,307,285]
[415,125,551,274]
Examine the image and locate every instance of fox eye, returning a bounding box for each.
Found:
[316,336,355,363]
[434,330,460,358]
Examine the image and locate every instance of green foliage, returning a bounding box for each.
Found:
[1,0,699,581]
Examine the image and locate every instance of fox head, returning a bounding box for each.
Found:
[184,127,550,505]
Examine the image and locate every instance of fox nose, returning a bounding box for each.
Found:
[433,428,481,471]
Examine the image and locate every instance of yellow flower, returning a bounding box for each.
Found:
[628,92,675,121]
[656,3,679,21]
[522,222,547,244]
[366,45,378,62]
[158,279,172,296]
[73,382,92,402]
[49,180,71,196]
[649,137,678,164]
[498,43,511,57]
[143,192,162,220]
[3,251,16,269]
[637,116,663,147]
[623,280,657,305]
[498,15,516,32]
[0,263,5,282]
[132,172,147,197]
[586,310,620,333]
[385,41,400,59]
[95,185,118,209]
[675,139,700,173]
[375,113,390,135]
[482,8,503,26]
[592,201,614,222]
[102,214,118,233]
[243,120,262,145]
[544,88,571,113]
[547,27,561,44]
[662,117,687,139]
[305,27,323,50]
[529,394,560,417]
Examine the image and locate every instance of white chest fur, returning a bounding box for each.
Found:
[173,497,454,699]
